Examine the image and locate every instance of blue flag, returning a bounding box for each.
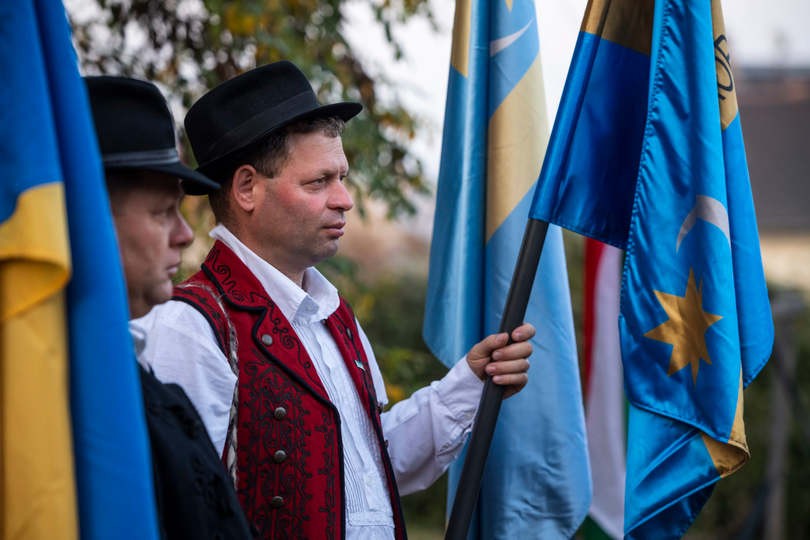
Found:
[530,0,773,537]
[1,2,160,538]
[424,0,590,537]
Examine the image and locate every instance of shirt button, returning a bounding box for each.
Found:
[273,450,288,463]
[261,334,273,346]
[273,406,287,420]
[270,496,284,508]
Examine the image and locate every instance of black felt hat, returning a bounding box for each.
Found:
[184,61,362,176]
[85,76,219,195]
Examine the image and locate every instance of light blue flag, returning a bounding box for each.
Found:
[424,0,590,537]
[1,2,160,538]
[530,1,773,537]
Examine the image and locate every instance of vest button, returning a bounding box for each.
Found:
[273,406,287,420]
[270,496,284,508]
[261,334,273,346]
[347,328,353,340]
[273,450,288,463]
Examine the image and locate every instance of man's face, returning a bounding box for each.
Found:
[250,131,353,281]
[111,173,193,318]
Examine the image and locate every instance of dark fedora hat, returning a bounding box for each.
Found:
[84,76,219,195]
[185,61,362,176]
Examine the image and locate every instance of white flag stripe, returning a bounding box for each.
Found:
[586,242,626,539]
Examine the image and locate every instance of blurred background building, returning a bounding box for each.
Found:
[737,67,810,292]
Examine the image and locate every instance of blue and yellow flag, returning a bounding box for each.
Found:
[1,2,159,538]
[424,0,590,536]
[530,0,773,537]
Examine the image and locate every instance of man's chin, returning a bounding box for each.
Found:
[310,243,340,263]
[149,284,175,308]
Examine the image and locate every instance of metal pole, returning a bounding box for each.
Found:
[444,219,550,540]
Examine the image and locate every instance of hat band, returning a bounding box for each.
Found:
[103,148,180,167]
[203,90,318,163]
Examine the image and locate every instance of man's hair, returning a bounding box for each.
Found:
[207,116,345,225]
[104,169,142,215]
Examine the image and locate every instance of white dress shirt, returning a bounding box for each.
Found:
[131,224,483,539]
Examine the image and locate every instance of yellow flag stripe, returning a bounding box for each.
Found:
[581,0,655,56]
[712,0,739,130]
[1,182,77,539]
[0,183,71,321]
[702,2,748,480]
[702,376,749,478]
[3,293,77,539]
[450,0,472,77]
[486,55,549,240]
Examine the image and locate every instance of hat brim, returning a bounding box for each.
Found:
[196,101,362,177]
[107,160,220,195]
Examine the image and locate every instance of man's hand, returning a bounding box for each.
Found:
[466,323,534,399]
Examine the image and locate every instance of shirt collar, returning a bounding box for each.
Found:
[128,319,148,368]
[210,224,340,324]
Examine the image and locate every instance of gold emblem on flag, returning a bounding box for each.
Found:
[645,269,722,384]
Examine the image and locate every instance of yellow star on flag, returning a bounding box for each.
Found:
[645,269,722,383]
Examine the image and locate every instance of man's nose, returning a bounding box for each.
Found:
[330,180,354,212]
[173,212,194,248]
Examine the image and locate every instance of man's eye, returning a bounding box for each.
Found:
[153,205,175,217]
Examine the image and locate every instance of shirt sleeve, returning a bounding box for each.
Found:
[130,300,236,455]
[357,325,484,496]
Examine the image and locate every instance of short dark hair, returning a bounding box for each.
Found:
[207,116,345,225]
[104,169,142,215]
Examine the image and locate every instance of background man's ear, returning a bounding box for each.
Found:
[231,165,258,213]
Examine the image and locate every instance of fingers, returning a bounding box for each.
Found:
[468,323,535,362]
[487,358,529,398]
[465,323,535,387]
[485,358,530,382]
[467,332,509,363]
[490,340,532,363]
[487,325,533,398]
[510,323,536,343]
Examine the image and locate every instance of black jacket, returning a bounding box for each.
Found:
[139,365,253,539]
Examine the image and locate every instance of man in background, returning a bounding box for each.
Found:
[86,75,252,539]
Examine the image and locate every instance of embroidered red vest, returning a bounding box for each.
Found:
[172,242,406,540]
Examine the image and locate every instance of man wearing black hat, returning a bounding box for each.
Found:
[132,61,533,539]
[85,76,252,539]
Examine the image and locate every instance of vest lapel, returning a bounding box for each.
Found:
[324,307,378,413]
[202,241,331,403]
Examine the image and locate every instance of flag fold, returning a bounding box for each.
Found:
[530,0,773,536]
[1,2,160,538]
[424,0,590,537]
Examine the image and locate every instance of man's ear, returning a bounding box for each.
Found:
[231,164,259,213]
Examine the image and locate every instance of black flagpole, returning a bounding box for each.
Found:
[444,218,550,540]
